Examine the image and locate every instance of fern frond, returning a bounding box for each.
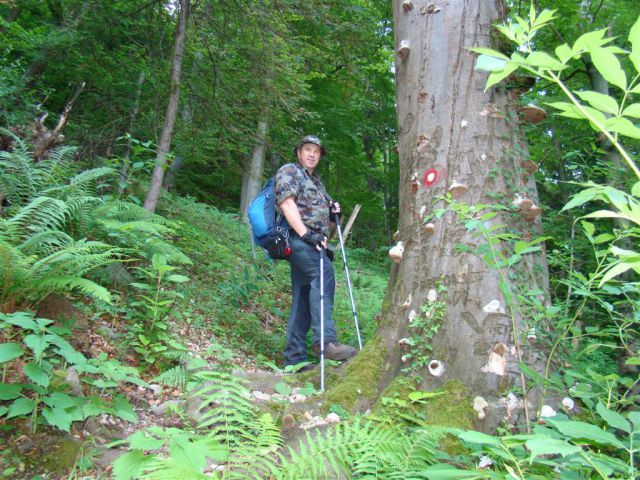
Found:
[28,275,112,303]
[153,366,188,389]
[140,458,210,480]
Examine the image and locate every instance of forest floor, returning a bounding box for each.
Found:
[0,194,388,479]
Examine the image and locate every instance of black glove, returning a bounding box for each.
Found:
[302,231,325,248]
[325,248,334,262]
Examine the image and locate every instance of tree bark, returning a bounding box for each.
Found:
[240,118,268,219]
[328,0,549,434]
[118,71,146,194]
[143,0,190,212]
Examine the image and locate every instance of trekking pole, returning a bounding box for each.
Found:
[335,214,363,350]
[319,249,325,391]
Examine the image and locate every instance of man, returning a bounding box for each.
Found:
[275,135,357,371]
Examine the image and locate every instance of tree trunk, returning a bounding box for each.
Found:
[143,0,190,212]
[240,119,268,218]
[327,0,549,434]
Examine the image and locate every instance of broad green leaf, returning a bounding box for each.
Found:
[575,91,619,115]
[24,335,49,361]
[0,343,24,363]
[418,464,483,478]
[0,383,23,400]
[589,46,626,90]
[632,182,640,197]
[606,117,640,139]
[0,406,8,416]
[42,392,77,409]
[166,274,189,283]
[458,430,501,446]
[547,101,585,119]
[23,362,50,388]
[629,411,640,430]
[485,62,519,90]
[42,406,73,431]
[526,437,582,459]
[169,436,212,470]
[127,430,164,451]
[596,403,631,433]
[630,15,640,63]
[130,282,154,291]
[622,103,640,118]
[549,419,625,448]
[599,262,635,286]
[7,397,36,419]
[526,51,565,70]
[625,356,640,365]
[572,29,609,53]
[555,43,573,63]
[408,390,445,401]
[475,54,508,72]
[1,312,39,331]
[112,394,137,422]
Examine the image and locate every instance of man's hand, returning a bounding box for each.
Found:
[302,231,326,251]
[330,201,341,222]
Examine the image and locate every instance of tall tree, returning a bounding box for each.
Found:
[144,0,190,212]
[327,0,549,432]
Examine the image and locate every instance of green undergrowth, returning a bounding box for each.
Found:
[157,193,387,365]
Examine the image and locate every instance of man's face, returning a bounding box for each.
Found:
[297,143,322,172]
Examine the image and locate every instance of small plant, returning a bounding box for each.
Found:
[0,311,142,433]
[128,253,189,364]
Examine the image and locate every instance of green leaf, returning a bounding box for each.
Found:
[7,398,36,419]
[526,51,566,70]
[0,406,8,417]
[589,46,627,90]
[573,29,609,53]
[458,430,501,446]
[606,117,640,139]
[596,403,631,433]
[622,103,640,118]
[475,54,508,72]
[42,407,73,431]
[547,101,585,119]
[0,343,24,363]
[112,451,155,480]
[418,464,483,478]
[575,91,619,115]
[24,335,49,361]
[548,419,625,448]
[555,43,573,63]
[629,411,640,430]
[274,380,292,396]
[0,312,39,331]
[42,392,76,409]
[599,262,635,286]
[127,430,164,451]
[0,383,23,400]
[630,15,640,67]
[23,362,50,388]
[625,356,640,366]
[112,394,137,422]
[632,182,640,197]
[166,274,189,283]
[486,62,519,91]
[526,437,582,460]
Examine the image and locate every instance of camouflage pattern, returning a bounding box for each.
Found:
[275,162,332,236]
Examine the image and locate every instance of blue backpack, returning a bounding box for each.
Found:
[248,178,291,259]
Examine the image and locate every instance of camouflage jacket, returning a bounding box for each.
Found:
[275,162,333,236]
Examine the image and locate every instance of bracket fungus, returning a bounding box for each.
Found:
[389,241,404,263]
[481,343,507,376]
[448,182,468,198]
[402,0,413,12]
[562,397,575,410]
[424,222,435,234]
[523,204,542,221]
[518,104,547,124]
[482,299,502,314]
[397,40,411,59]
[398,338,411,349]
[512,195,533,212]
[473,396,489,420]
[401,294,412,310]
[427,289,437,302]
[539,405,557,419]
[428,360,445,377]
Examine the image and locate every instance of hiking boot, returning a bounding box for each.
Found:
[312,342,356,361]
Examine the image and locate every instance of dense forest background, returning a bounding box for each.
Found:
[1,0,639,478]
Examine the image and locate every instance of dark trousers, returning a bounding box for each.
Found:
[284,235,337,366]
